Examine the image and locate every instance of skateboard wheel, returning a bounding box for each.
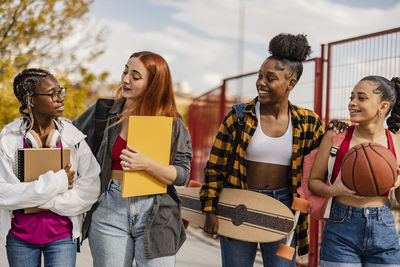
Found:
[291,197,309,213]
[276,243,295,260]
[187,180,202,187]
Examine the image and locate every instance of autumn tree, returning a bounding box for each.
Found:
[0,0,111,128]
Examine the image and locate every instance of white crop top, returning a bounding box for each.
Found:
[246,102,293,166]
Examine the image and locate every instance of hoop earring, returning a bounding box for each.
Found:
[378,110,382,118]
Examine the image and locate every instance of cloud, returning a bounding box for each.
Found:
[88,0,400,95]
[155,0,400,43]
[86,16,238,93]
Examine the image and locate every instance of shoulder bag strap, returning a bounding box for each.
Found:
[93,98,114,154]
[226,103,246,179]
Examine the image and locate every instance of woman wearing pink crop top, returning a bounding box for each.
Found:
[309,76,400,266]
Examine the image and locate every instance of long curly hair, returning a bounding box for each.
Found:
[372,76,400,133]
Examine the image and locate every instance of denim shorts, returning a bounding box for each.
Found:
[219,187,296,267]
[320,200,400,266]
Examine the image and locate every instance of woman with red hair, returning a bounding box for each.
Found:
[74,51,192,267]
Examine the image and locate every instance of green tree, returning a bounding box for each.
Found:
[0,0,111,128]
[0,0,105,78]
[0,67,112,129]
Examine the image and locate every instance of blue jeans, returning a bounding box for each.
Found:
[6,233,77,267]
[219,187,296,267]
[88,180,175,267]
[320,200,400,267]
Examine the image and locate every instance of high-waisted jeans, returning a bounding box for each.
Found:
[88,180,175,267]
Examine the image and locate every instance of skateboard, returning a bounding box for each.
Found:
[176,186,296,243]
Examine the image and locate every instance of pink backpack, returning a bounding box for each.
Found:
[297,130,347,221]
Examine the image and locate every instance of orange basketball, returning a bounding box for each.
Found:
[341,143,397,196]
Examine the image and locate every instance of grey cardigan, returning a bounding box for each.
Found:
[73,99,192,258]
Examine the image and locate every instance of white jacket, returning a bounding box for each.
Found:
[0,118,101,247]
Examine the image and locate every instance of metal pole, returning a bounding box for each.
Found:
[325,44,332,124]
[220,81,227,124]
[237,0,245,98]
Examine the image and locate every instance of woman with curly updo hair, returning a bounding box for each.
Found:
[309,76,400,266]
[0,68,100,267]
[200,33,325,266]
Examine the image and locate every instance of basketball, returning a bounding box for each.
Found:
[341,143,397,196]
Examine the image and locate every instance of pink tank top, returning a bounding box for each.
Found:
[10,139,72,245]
[332,126,396,197]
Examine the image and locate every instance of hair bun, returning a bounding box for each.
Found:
[268,33,312,62]
[391,77,400,89]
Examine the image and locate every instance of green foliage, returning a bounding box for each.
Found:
[0,0,105,78]
[0,68,113,129]
[0,0,111,129]
[0,88,21,128]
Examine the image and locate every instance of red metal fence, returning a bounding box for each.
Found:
[187,27,400,267]
[187,58,322,183]
[326,28,400,122]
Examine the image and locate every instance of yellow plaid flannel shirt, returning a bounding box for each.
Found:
[200,97,325,256]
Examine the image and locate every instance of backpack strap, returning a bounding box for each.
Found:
[329,130,347,157]
[93,98,114,154]
[327,130,347,184]
[226,103,246,179]
[322,129,348,219]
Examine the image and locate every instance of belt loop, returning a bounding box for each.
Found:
[377,206,381,221]
[107,179,113,190]
[347,206,352,219]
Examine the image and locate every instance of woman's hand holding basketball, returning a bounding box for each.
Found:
[331,171,357,197]
[391,168,400,190]
[64,163,75,190]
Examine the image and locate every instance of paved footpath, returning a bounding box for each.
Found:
[0,226,263,267]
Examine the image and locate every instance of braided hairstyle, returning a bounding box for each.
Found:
[383,77,400,133]
[267,33,312,81]
[13,68,55,131]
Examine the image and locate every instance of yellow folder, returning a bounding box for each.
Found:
[122,116,173,197]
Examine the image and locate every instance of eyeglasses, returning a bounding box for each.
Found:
[34,87,67,102]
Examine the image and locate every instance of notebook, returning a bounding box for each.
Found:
[122,116,172,197]
[16,148,70,213]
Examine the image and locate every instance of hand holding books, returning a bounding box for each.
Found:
[64,163,75,190]
[120,145,148,172]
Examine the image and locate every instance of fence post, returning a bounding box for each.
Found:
[313,45,325,118]
[220,80,227,123]
[325,44,332,124]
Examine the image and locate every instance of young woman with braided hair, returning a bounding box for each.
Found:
[309,76,400,266]
[0,68,100,267]
[200,33,325,267]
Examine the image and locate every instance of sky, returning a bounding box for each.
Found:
[86,0,400,96]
